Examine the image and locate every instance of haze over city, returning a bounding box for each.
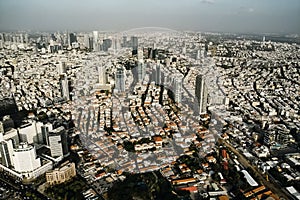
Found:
[0,0,300,199]
[0,0,299,34]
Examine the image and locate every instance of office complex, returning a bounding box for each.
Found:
[18,122,38,144]
[49,126,68,158]
[12,143,41,176]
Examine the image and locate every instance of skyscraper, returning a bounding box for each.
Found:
[58,61,66,75]
[93,31,98,51]
[98,65,107,85]
[155,64,162,85]
[48,126,68,157]
[173,74,183,103]
[195,75,208,114]
[0,122,4,134]
[83,34,89,49]
[131,36,138,55]
[88,37,94,51]
[69,33,77,46]
[102,39,112,51]
[115,66,125,92]
[0,140,14,167]
[137,61,145,82]
[1,128,19,147]
[196,49,201,60]
[41,123,53,145]
[60,75,70,101]
[122,36,127,47]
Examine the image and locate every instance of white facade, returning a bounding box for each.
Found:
[61,75,70,101]
[98,65,107,85]
[18,122,38,144]
[12,143,41,173]
[173,74,183,103]
[2,128,19,145]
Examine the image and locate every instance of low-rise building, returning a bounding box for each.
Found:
[46,161,76,185]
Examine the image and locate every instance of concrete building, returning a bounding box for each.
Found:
[195,75,208,114]
[18,122,38,144]
[12,143,41,175]
[57,61,66,75]
[46,161,76,185]
[0,140,14,167]
[173,74,183,103]
[131,36,138,54]
[41,123,53,145]
[115,66,126,92]
[98,65,107,85]
[93,31,98,51]
[1,128,19,147]
[60,74,70,101]
[155,64,162,85]
[137,60,145,82]
[48,126,68,158]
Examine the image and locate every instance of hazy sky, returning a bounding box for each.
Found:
[0,0,299,34]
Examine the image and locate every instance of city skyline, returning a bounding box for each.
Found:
[0,0,299,34]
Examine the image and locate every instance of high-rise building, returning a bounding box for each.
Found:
[115,66,126,92]
[122,36,127,47]
[196,49,201,60]
[49,126,68,158]
[18,122,38,144]
[98,65,107,85]
[35,121,43,144]
[88,37,93,51]
[93,31,98,51]
[195,75,208,114]
[93,31,98,42]
[69,33,77,46]
[131,36,138,55]
[101,39,112,51]
[58,61,66,75]
[155,64,162,85]
[137,61,145,82]
[83,34,89,49]
[41,123,53,145]
[60,75,70,101]
[137,49,143,60]
[12,143,41,174]
[0,140,14,167]
[0,122,4,134]
[173,74,183,103]
[1,128,19,147]
[2,115,15,131]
